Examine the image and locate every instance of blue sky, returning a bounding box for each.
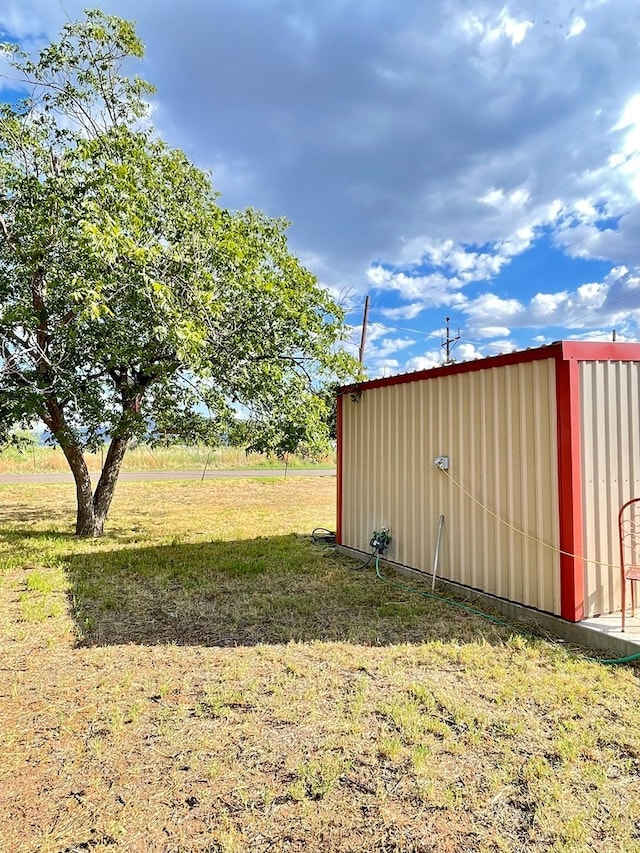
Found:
[3,0,640,377]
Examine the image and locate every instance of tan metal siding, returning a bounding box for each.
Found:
[341,360,561,614]
[580,360,640,616]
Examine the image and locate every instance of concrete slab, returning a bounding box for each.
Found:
[580,612,640,644]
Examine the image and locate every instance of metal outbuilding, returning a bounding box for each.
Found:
[336,341,640,623]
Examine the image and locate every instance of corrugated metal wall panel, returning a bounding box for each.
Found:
[580,360,640,616]
[341,359,561,614]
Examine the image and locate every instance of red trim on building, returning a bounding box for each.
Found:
[340,342,564,395]
[336,392,343,546]
[561,341,640,362]
[555,355,584,622]
[339,340,640,397]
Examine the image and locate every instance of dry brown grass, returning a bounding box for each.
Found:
[1,476,640,853]
[0,444,334,474]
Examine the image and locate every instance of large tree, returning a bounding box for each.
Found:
[0,11,358,536]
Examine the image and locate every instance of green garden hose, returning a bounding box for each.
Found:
[371,553,640,667]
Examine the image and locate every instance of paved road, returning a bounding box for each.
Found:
[0,468,336,484]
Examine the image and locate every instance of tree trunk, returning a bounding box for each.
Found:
[60,441,100,536]
[61,436,129,536]
[91,436,129,534]
[44,390,133,536]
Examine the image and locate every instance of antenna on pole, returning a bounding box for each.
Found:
[441,317,461,365]
[358,294,370,366]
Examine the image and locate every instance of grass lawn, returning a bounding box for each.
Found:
[1,475,639,853]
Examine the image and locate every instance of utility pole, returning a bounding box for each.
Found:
[441,317,461,365]
[358,294,370,366]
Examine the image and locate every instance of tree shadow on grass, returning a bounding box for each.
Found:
[0,519,142,542]
[0,505,75,528]
[66,534,517,648]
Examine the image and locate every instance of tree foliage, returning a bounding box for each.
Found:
[0,10,358,535]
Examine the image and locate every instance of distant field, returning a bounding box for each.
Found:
[0,443,335,474]
[1,476,639,852]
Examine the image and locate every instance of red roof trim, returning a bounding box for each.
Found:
[560,341,640,361]
[339,342,563,394]
[338,340,640,395]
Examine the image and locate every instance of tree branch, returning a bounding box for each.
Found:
[0,214,16,251]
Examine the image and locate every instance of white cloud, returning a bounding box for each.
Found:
[402,340,487,375]
[354,322,419,372]
[485,11,534,46]
[457,9,533,47]
[456,342,485,360]
[483,339,517,353]
[6,0,640,349]
[553,93,640,262]
[366,265,466,304]
[372,358,401,376]
[465,294,524,324]
[461,266,640,336]
[379,302,426,320]
[0,7,57,38]
[566,16,587,38]
[369,336,415,359]
[567,328,623,342]
[472,325,512,338]
[405,352,442,372]
[529,292,569,317]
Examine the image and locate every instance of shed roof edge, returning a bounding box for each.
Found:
[339,340,640,394]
